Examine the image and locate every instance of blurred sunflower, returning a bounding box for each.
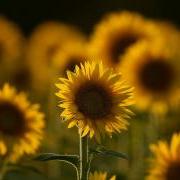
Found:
[121,42,180,115]
[52,41,89,78]
[89,171,116,180]
[26,21,86,92]
[0,84,45,163]
[89,11,162,70]
[147,133,180,180]
[0,16,25,83]
[56,61,133,140]
[153,21,180,55]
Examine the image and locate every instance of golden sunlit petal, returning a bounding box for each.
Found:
[89,171,116,180]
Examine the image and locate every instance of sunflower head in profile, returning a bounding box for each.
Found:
[89,11,163,70]
[0,84,45,163]
[52,42,89,78]
[121,41,180,115]
[0,16,25,79]
[26,21,86,92]
[147,133,180,180]
[89,171,116,180]
[56,61,133,140]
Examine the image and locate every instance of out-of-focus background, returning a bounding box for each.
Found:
[0,1,180,180]
[0,0,179,35]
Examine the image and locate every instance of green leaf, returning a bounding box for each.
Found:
[90,147,128,160]
[34,153,79,168]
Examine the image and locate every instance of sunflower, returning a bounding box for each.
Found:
[121,41,180,115]
[89,171,116,180]
[0,16,25,80]
[89,11,163,70]
[26,21,86,92]
[56,61,133,140]
[147,133,180,180]
[0,84,45,163]
[153,21,180,55]
[52,41,89,78]
[0,16,28,90]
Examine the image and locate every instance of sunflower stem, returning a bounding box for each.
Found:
[79,135,89,180]
[147,113,160,143]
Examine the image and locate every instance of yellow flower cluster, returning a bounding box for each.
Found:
[0,10,179,180]
[89,11,180,115]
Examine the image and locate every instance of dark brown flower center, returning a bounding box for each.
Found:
[166,162,180,180]
[75,82,112,119]
[110,34,139,64]
[139,60,175,93]
[0,102,26,136]
[63,58,81,76]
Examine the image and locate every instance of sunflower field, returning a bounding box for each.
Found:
[0,1,179,180]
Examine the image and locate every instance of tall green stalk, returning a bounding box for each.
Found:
[79,136,89,180]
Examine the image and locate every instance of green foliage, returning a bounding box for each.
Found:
[90,146,128,160]
[34,153,79,169]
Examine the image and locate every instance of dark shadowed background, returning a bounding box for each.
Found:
[0,0,179,35]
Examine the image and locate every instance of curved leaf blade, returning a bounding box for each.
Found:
[90,147,128,160]
[34,153,79,168]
